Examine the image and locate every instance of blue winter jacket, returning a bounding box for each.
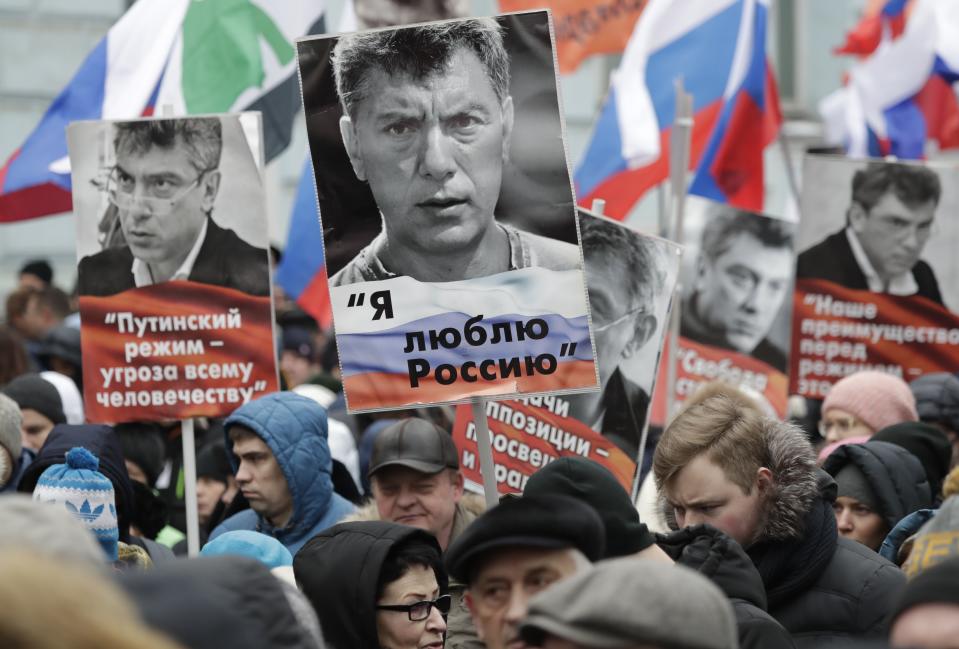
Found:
[209,392,355,554]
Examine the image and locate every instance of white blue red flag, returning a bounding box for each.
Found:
[821,0,959,158]
[276,158,333,327]
[574,0,780,219]
[0,0,324,223]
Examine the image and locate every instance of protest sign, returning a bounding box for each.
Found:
[650,199,796,422]
[498,0,647,74]
[791,155,959,397]
[297,12,598,412]
[69,114,278,423]
[452,209,681,494]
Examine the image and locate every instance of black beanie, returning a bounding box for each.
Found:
[892,556,959,623]
[873,422,952,495]
[523,457,654,558]
[1,374,65,425]
[833,463,881,513]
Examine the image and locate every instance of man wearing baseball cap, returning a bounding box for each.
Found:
[445,495,605,649]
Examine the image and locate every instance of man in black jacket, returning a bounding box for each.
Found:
[77,118,269,297]
[797,162,943,306]
[654,383,905,648]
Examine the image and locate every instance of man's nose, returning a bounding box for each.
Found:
[418,126,457,181]
[235,462,251,484]
[504,585,529,624]
[396,488,417,507]
[684,511,705,527]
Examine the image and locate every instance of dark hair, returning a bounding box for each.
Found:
[113,118,222,174]
[0,326,30,386]
[580,215,665,309]
[376,536,448,601]
[850,162,941,216]
[332,18,510,121]
[113,422,167,487]
[5,286,71,322]
[700,207,793,260]
[19,260,53,285]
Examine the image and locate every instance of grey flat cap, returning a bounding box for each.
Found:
[520,557,738,649]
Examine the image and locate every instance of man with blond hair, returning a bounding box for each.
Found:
[652,382,904,648]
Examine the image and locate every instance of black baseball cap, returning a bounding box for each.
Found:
[368,418,459,477]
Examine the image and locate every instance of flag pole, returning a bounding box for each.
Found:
[777,131,802,209]
[470,398,499,508]
[664,80,694,424]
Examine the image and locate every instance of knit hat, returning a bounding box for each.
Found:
[2,373,66,426]
[872,422,953,497]
[0,494,105,566]
[822,371,917,433]
[201,530,293,569]
[0,393,23,486]
[910,372,959,432]
[832,463,881,512]
[524,457,654,557]
[520,558,738,649]
[32,447,120,561]
[40,371,84,425]
[893,556,959,622]
[903,495,959,578]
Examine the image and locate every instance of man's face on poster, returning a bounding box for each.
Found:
[587,255,656,387]
[849,190,936,281]
[694,232,791,354]
[339,47,514,258]
[113,140,219,265]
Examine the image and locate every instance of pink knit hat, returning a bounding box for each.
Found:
[822,371,918,433]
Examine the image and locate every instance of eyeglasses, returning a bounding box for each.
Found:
[107,166,212,216]
[377,594,451,621]
[818,416,862,438]
[593,306,647,332]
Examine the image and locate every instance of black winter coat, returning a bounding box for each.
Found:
[657,525,795,649]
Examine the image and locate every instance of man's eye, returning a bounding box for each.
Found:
[527,574,554,591]
[385,121,416,137]
[449,114,481,131]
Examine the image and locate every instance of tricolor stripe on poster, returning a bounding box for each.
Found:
[331,268,595,410]
[0,0,324,223]
[574,0,780,218]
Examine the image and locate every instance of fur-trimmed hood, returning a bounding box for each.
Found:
[661,419,820,545]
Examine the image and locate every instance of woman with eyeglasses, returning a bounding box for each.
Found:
[818,371,918,445]
[294,521,449,649]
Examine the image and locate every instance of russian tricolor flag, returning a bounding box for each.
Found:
[822,0,959,159]
[275,158,333,327]
[574,0,780,220]
[0,1,325,224]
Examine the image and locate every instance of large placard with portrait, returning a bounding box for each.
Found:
[297,12,598,412]
[650,199,796,423]
[69,114,279,423]
[791,155,959,399]
[451,208,681,494]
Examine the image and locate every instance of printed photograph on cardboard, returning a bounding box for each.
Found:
[791,155,959,399]
[71,115,271,296]
[68,114,278,424]
[797,156,959,312]
[680,197,796,374]
[296,12,598,412]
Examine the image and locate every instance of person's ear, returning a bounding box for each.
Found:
[200,169,221,213]
[451,470,465,502]
[500,95,514,165]
[339,115,367,181]
[464,591,483,636]
[755,467,774,494]
[693,253,711,293]
[848,201,868,233]
[623,313,657,359]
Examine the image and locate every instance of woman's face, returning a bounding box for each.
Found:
[376,564,447,649]
[833,495,888,551]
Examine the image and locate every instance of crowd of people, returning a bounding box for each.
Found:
[2,257,959,649]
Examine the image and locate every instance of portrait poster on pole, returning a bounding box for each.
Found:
[650,198,796,423]
[69,113,279,423]
[791,155,959,399]
[297,11,598,412]
[452,209,681,493]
